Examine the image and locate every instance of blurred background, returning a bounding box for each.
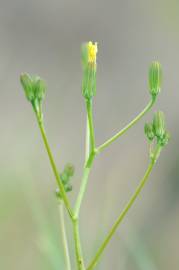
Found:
[0,0,178,269]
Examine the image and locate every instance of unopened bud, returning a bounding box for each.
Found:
[148,62,162,97]
[159,131,170,146]
[20,73,46,116]
[33,76,46,102]
[64,163,75,177]
[144,123,155,141]
[65,184,73,192]
[20,73,35,102]
[153,111,166,139]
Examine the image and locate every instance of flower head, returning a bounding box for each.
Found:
[81,41,98,99]
[87,41,98,64]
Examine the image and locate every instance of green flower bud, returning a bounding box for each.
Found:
[56,182,73,198]
[20,73,46,103]
[144,123,155,141]
[82,41,97,100]
[20,73,35,102]
[58,163,74,195]
[153,111,166,139]
[159,131,170,146]
[33,76,46,102]
[60,171,69,184]
[148,61,162,97]
[65,184,73,192]
[64,163,75,177]
[20,73,46,117]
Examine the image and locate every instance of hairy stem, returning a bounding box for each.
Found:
[87,145,161,270]
[59,201,72,270]
[97,98,155,153]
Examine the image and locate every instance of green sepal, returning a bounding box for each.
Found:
[82,63,97,99]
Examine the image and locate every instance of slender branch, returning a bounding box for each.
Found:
[73,219,85,270]
[59,201,72,270]
[87,145,161,270]
[36,115,74,219]
[97,98,156,153]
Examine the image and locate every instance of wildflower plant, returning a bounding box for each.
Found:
[20,42,170,270]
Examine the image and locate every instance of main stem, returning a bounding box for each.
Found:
[85,115,90,162]
[73,98,96,269]
[59,201,72,270]
[86,99,95,152]
[97,98,155,153]
[73,219,85,270]
[87,145,161,270]
[35,114,74,219]
[74,99,96,218]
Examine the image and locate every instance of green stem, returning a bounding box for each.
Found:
[74,151,95,218]
[85,115,90,162]
[87,145,161,270]
[36,114,74,219]
[97,98,155,153]
[59,201,72,270]
[72,111,92,269]
[74,99,96,218]
[86,99,95,152]
[73,219,85,270]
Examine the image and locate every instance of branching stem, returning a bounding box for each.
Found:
[87,145,162,270]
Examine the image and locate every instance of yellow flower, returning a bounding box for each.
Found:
[87,41,98,63]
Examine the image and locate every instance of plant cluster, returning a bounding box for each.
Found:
[20,41,170,270]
